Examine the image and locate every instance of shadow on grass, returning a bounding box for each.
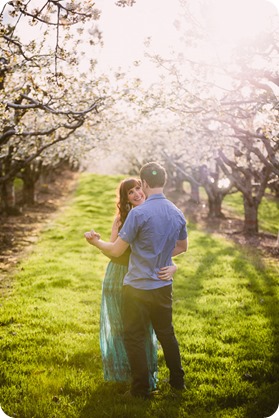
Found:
[175,232,279,417]
[62,349,186,418]
[79,381,186,418]
[231,254,279,417]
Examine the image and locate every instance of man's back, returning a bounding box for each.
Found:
[119,193,187,289]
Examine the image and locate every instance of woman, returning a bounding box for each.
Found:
[99,178,177,391]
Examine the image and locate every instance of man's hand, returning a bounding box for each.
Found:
[84,230,101,246]
[157,264,177,281]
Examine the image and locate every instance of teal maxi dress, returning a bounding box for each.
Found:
[100,249,158,390]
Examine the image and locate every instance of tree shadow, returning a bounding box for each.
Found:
[174,233,279,416]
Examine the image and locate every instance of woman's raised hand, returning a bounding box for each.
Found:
[84,230,101,245]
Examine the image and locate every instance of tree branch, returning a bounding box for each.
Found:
[6,94,104,116]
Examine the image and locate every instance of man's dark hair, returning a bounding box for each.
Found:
[140,162,167,188]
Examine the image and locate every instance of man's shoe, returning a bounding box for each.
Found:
[169,384,186,398]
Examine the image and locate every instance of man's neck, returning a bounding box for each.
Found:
[145,187,164,198]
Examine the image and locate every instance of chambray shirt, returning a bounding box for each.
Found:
[118,193,187,290]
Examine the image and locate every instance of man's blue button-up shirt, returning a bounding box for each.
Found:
[118,193,187,290]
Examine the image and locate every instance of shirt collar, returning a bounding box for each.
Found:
[146,193,166,200]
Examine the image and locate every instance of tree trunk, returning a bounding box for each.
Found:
[0,179,19,214]
[208,194,224,218]
[22,178,36,205]
[243,196,259,234]
[21,165,40,205]
[20,162,44,205]
[168,167,186,194]
[189,181,200,203]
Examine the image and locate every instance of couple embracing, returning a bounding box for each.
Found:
[85,161,188,399]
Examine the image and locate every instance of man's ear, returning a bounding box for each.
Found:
[142,179,149,189]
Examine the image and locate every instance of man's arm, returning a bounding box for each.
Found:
[84,230,129,257]
[172,238,188,257]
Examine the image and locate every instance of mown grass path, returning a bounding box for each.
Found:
[0,174,278,418]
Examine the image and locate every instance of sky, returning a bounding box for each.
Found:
[2,0,278,93]
[95,0,181,64]
[1,0,279,77]
[90,0,279,83]
[80,0,185,85]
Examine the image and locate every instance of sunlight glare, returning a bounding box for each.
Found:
[218,178,230,189]
[206,0,276,43]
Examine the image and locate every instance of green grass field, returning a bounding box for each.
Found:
[0,173,278,418]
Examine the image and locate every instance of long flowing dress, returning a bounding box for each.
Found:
[100,249,158,390]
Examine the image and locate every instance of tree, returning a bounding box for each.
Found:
[0,0,108,212]
[127,0,279,233]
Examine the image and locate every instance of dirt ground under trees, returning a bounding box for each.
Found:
[0,171,278,295]
[0,171,79,295]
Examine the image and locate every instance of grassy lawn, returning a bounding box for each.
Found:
[0,173,278,418]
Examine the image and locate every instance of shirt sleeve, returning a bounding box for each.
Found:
[118,209,139,244]
[179,216,187,240]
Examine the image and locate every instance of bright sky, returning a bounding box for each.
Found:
[2,0,278,70]
[90,0,279,82]
[0,0,9,13]
[1,0,279,86]
[203,0,279,43]
[81,0,184,85]
[95,0,181,65]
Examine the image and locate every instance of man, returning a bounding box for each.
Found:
[85,162,188,399]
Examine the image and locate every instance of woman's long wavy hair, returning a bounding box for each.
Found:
[116,178,141,230]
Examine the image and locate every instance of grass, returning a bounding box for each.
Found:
[0,173,278,418]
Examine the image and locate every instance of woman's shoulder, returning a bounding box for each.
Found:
[111,216,121,239]
[113,215,121,228]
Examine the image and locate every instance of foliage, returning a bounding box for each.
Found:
[0,173,278,418]
[0,0,114,209]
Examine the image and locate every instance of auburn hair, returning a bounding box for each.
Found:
[116,178,141,230]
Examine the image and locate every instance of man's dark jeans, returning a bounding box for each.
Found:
[122,284,185,397]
